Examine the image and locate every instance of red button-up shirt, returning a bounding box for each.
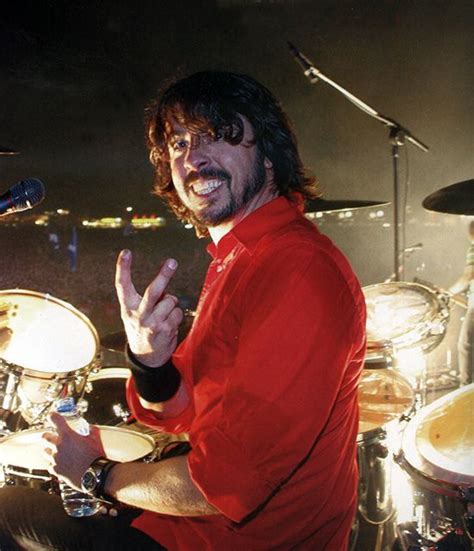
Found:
[127,196,366,550]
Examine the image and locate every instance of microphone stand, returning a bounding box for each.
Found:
[288,42,429,281]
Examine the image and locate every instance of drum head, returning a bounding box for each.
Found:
[358,369,414,438]
[0,426,155,471]
[0,290,98,374]
[363,282,448,354]
[401,383,474,488]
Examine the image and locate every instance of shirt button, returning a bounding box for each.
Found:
[216,264,223,273]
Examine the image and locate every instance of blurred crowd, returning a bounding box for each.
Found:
[0,223,209,341]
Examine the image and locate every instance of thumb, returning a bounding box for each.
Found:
[48,411,73,434]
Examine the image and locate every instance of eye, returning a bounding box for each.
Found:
[170,138,189,152]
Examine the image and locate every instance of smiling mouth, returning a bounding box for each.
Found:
[191,179,225,197]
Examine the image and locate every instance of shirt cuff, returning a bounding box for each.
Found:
[125,345,181,402]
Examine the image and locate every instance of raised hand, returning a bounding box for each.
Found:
[115,249,184,367]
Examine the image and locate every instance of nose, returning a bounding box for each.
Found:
[184,141,211,172]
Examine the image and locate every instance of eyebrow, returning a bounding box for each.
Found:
[166,130,188,145]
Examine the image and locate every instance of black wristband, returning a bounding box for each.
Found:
[126,345,181,402]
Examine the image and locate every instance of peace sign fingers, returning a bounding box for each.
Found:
[115,251,182,367]
[139,258,179,317]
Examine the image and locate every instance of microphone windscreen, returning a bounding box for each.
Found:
[11,178,45,210]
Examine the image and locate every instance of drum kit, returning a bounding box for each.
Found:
[308,181,473,549]
[0,168,472,548]
[353,180,473,550]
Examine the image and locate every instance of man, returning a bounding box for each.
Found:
[0,71,366,550]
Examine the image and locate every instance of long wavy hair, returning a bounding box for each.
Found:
[145,71,318,236]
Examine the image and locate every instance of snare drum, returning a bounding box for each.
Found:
[0,290,99,424]
[81,367,131,426]
[363,282,450,364]
[357,369,415,523]
[397,384,474,549]
[0,426,156,491]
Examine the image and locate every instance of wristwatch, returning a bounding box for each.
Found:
[81,457,119,499]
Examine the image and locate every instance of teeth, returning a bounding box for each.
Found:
[192,179,223,196]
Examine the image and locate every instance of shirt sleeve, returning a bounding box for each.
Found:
[187,243,366,522]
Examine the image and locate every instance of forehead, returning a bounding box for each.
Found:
[164,114,254,139]
[164,119,192,136]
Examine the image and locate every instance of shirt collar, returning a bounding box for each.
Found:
[206,195,305,260]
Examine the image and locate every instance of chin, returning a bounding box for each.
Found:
[195,205,235,227]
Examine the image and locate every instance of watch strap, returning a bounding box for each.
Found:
[88,457,119,500]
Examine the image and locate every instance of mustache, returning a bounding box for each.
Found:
[184,167,231,187]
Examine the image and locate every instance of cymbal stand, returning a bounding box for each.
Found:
[288,42,429,280]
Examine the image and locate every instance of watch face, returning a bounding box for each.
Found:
[81,469,98,493]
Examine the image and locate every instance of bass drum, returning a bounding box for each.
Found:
[0,290,99,425]
[396,383,474,550]
[357,369,415,524]
[363,282,449,367]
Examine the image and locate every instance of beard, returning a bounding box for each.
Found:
[191,148,267,227]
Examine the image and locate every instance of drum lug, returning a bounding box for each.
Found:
[4,475,16,487]
[112,403,131,423]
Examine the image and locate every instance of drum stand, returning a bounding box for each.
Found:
[0,363,20,413]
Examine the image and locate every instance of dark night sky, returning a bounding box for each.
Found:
[0,0,473,286]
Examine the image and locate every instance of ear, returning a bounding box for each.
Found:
[264,157,273,169]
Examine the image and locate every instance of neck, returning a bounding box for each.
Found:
[208,188,278,244]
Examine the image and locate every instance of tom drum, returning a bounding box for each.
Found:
[363,282,449,367]
[0,290,99,425]
[81,367,131,426]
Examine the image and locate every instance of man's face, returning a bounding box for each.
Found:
[166,116,271,227]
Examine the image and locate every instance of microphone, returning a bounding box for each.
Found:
[287,41,320,83]
[0,178,45,216]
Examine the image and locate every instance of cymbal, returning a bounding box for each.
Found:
[422,179,474,216]
[101,330,126,352]
[0,146,19,156]
[305,198,390,214]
